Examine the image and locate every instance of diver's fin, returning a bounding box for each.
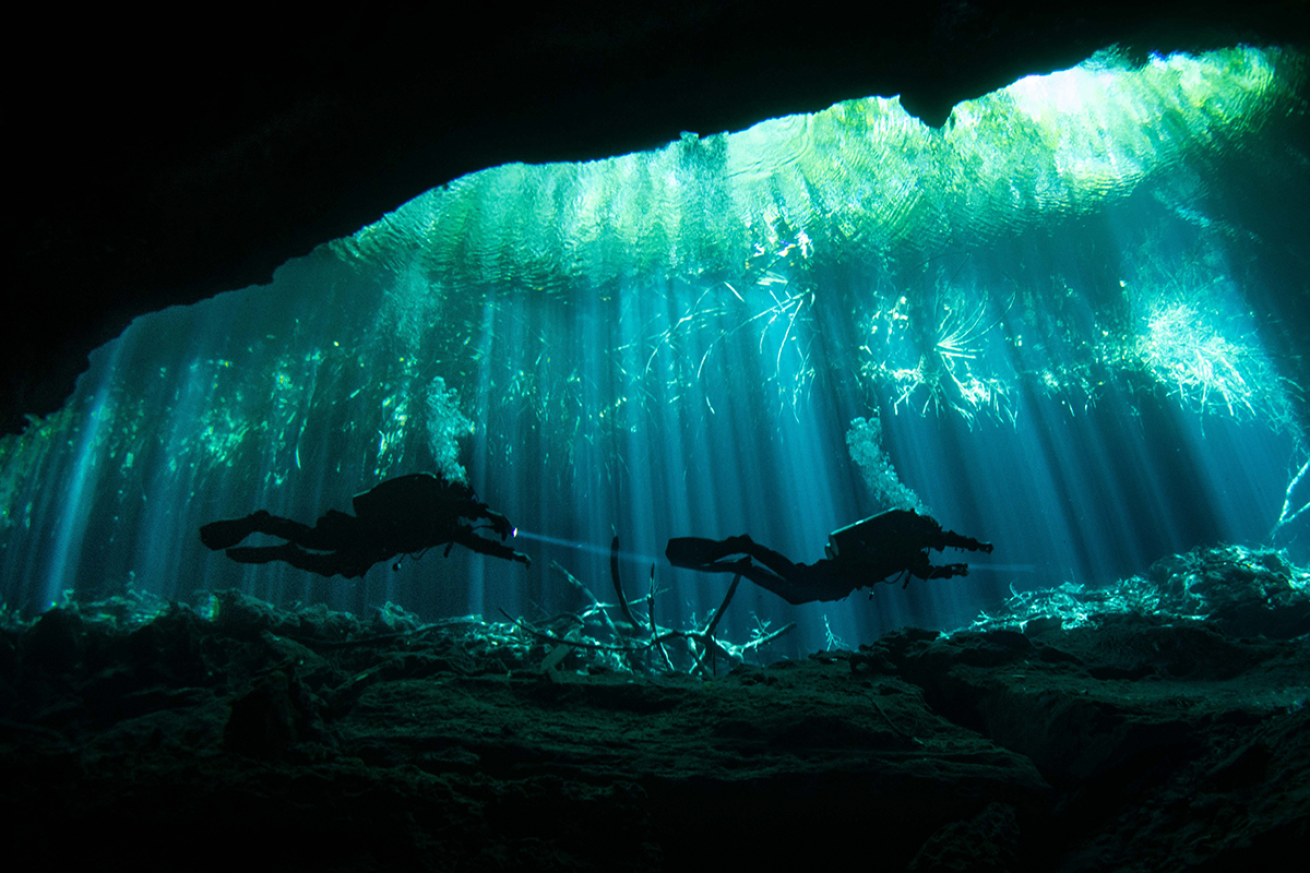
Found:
[200,511,273,550]
[225,543,297,564]
[200,518,255,550]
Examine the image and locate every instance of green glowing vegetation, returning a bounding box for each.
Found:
[318,45,1308,453]
[967,545,1310,635]
[332,44,1309,454]
[858,281,1016,426]
[0,585,174,633]
[1133,300,1288,422]
[1,43,1304,585]
[341,47,1300,289]
[1106,243,1302,434]
[640,269,819,415]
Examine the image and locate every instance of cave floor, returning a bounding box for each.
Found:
[2,590,1308,871]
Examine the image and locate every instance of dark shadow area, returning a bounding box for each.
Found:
[7,2,1308,434]
[3,545,1307,870]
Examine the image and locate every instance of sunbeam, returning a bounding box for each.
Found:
[1,45,1306,657]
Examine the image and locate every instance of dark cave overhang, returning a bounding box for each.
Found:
[7,1,1308,435]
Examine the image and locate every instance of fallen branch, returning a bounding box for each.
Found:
[610,536,641,633]
[552,560,627,650]
[498,608,792,672]
[1272,457,1309,541]
[742,621,796,653]
[692,573,741,675]
[648,562,675,672]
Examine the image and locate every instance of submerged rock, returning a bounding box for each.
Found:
[1,557,1308,870]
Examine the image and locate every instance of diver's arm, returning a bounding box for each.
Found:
[935,528,993,554]
[481,508,514,540]
[904,551,971,583]
[455,497,513,540]
[453,527,531,566]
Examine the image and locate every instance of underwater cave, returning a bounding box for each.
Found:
[3,21,1309,872]
[2,45,1307,645]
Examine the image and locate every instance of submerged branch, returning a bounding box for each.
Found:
[609,536,641,633]
[551,560,630,665]
[744,622,797,651]
[1272,458,1310,540]
[499,556,795,675]
[500,609,761,666]
[648,562,675,672]
[692,573,742,675]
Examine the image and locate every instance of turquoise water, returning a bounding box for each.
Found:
[2,47,1306,655]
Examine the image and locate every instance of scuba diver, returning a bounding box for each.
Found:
[665,509,992,605]
[200,472,531,578]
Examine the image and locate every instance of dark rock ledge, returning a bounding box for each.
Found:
[2,561,1308,871]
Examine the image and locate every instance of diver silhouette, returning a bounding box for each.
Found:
[665,509,992,604]
[200,472,531,578]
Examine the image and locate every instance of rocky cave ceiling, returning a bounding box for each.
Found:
[7,0,1308,435]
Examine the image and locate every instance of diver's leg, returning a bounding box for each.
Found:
[666,536,819,601]
[203,505,337,547]
[247,510,357,551]
[730,562,831,605]
[666,534,805,579]
[200,511,275,550]
[222,540,330,574]
[665,535,788,571]
[735,538,802,580]
[224,543,343,577]
[333,545,395,578]
[666,537,734,569]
